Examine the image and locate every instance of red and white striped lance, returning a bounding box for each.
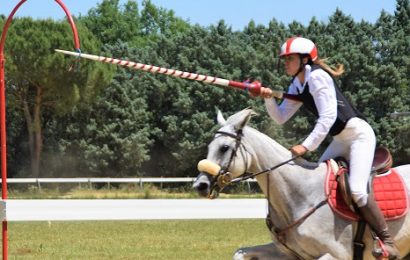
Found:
[55,49,299,100]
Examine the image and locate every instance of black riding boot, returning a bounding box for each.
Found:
[357,193,401,259]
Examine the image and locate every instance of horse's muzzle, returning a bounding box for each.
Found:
[193,173,211,197]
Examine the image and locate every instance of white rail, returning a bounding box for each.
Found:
[0,177,256,189]
[1,177,197,184]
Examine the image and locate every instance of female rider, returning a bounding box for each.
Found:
[256,37,400,259]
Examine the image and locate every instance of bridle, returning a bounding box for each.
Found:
[207,129,248,199]
[208,129,299,199]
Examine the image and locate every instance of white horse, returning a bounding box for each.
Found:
[193,108,410,260]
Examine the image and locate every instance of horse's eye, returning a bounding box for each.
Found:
[219,145,230,153]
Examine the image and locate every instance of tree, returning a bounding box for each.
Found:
[54,42,156,177]
[4,18,113,177]
[79,0,190,47]
[372,0,410,164]
[79,0,141,45]
[125,22,278,177]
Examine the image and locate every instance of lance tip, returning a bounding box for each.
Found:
[55,49,81,57]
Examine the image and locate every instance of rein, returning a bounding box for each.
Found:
[231,155,300,183]
[212,129,330,259]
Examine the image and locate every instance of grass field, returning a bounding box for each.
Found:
[8,184,264,199]
[9,219,271,259]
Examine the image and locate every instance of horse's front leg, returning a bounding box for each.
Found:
[233,242,293,260]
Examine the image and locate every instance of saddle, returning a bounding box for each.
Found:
[326,147,409,221]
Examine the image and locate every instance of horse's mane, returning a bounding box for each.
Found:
[222,108,320,170]
[294,158,320,170]
[223,107,319,170]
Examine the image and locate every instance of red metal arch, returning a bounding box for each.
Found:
[0,1,81,259]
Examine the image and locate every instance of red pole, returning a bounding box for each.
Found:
[0,2,28,258]
[55,0,81,50]
[0,1,81,259]
[0,52,7,260]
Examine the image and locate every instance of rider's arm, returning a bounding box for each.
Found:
[301,71,337,151]
[264,85,302,125]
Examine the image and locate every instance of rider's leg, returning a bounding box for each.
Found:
[348,118,400,260]
[357,193,401,259]
[318,139,347,163]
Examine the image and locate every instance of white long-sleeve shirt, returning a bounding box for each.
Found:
[265,65,338,151]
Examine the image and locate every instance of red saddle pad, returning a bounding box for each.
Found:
[325,161,409,221]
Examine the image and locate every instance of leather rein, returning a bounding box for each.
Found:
[211,129,329,259]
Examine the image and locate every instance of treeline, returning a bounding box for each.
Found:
[1,0,409,178]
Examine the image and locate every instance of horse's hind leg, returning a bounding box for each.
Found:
[233,242,293,260]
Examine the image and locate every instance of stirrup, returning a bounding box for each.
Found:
[371,231,390,259]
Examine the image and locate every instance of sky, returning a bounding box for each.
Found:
[1,0,398,31]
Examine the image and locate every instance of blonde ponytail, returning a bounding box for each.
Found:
[314,58,344,78]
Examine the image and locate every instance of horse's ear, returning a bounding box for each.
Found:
[233,109,258,130]
[217,110,227,126]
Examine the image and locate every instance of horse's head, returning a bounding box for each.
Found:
[193,109,257,198]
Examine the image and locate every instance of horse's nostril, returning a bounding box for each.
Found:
[196,182,209,191]
[194,181,210,197]
[193,173,211,197]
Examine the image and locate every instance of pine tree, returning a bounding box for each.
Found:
[4,18,112,177]
[56,60,154,177]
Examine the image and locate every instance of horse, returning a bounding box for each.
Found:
[193,108,410,260]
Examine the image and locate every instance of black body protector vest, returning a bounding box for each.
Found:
[295,65,365,136]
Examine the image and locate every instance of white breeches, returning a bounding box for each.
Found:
[319,117,376,207]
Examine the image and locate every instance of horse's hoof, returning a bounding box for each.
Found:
[233,250,246,260]
[233,250,260,260]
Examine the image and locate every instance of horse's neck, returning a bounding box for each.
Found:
[244,129,327,225]
[243,127,292,170]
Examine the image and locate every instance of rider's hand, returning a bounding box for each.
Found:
[260,87,283,99]
[290,144,308,156]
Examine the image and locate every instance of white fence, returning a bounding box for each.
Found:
[0,177,256,189]
[0,177,195,189]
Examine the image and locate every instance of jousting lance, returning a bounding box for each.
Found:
[55,49,299,101]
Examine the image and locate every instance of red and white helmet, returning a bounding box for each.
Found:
[279,37,318,61]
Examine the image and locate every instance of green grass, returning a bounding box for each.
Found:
[8,184,264,199]
[9,219,271,259]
